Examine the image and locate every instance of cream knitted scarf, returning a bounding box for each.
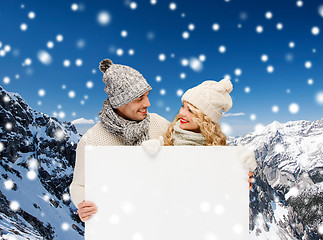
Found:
[99,98,150,146]
[173,121,206,146]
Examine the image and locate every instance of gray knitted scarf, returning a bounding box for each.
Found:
[173,121,206,146]
[99,98,150,146]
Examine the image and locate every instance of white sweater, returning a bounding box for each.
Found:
[69,113,170,206]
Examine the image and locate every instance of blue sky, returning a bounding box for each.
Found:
[0,0,322,136]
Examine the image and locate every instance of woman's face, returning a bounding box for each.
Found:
[178,101,200,133]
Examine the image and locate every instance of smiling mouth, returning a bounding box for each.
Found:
[138,109,147,114]
[180,118,189,123]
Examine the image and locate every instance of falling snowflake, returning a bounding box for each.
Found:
[181,58,189,66]
[233,224,243,234]
[315,92,323,105]
[182,31,190,39]
[47,41,54,49]
[97,11,111,25]
[256,25,263,33]
[61,222,70,231]
[289,41,295,48]
[199,54,206,62]
[130,2,137,10]
[319,5,323,18]
[27,170,37,180]
[214,204,225,215]
[307,79,313,85]
[3,76,10,84]
[121,201,135,215]
[75,59,83,66]
[254,123,265,132]
[219,45,226,53]
[4,179,14,190]
[151,0,157,5]
[212,23,220,31]
[272,105,279,113]
[234,68,242,76]
[318,222,323,235]
[37,50,52,65]
[0,142,4,152]
[55,129,65,140]
[296,0,303,7]
[265,11,273,19]
[205,232,218,240]
[200,201,211,212]
[176,89,183,97]
[58,111,65,119]
[311,26,320,35]
[250,114,257,121]
[20,23,28,31]
[24,58,32,66]
[189,58,203,72]
[10,201,20,211]
[76,39,85,48]
[158,53,166,61]
[180,73,186,79]
[68,91,76,98]
[121,30,128,37]
[62,193,70,201]
[109,214,120,224]
[221,122,232,136]
[169,3,177,10]
[128,49,135,55]
[56,34,64,42]
[276,23,283,30]
[3,95,10,102]
[305,61,312,69]
[160,89,166,95]
[133,232,143,240]
[156,75,162,82]
[28,158,39,170]
[5,122,13,130]
[71,3,78,11]
[86,81,94,88]
[63,59,71,67]
[289,103,299,114]
[188,23,195,31]
[28,11,36,19]
[267,65,274,73]
[244,87,250,93]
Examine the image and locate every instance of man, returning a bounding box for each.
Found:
[70,59,170,222]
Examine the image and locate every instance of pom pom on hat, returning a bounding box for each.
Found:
[99,59,113,73]
[218,79,233,94]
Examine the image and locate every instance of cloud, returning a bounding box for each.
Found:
[223,113,245,117]
[71,118,95,125]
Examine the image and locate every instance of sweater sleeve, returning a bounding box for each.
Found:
[69,135,86,207]
[149,113,170,139]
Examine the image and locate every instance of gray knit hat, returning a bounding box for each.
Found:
[181,79,233,124]
[99,59,152,108]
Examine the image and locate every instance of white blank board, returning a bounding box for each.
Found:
[85,146,249,240]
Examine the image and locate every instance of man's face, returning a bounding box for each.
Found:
[116,91,151,121]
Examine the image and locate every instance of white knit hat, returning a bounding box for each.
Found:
[181,79,233,124]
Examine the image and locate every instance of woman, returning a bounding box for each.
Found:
[143,79,256,186]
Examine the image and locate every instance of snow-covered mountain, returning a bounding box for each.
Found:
[0,85,322,239]
[228,119,323,239]
[0,86,83,239]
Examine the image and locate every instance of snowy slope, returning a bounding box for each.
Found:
[0,86,83,239]
[228,119,323,240]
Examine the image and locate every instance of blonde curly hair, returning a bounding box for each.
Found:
[163,102,227,146]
